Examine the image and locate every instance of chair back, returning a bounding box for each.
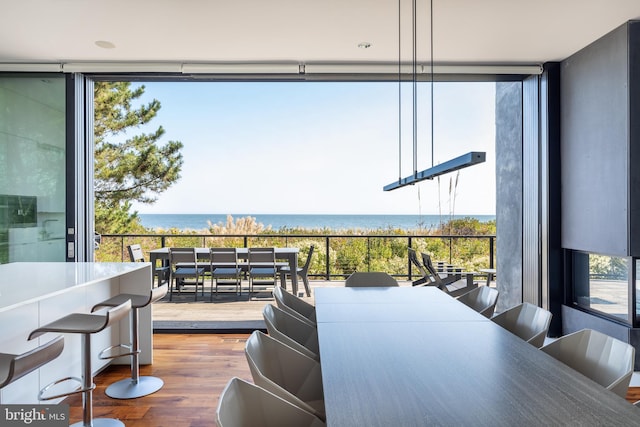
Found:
[0,335,65,388]
[217,377,326,427]
[457,286,499,318]
[245,331,325,419]
[345,272,398,287]
[491,302,552,348]
[273,285,316,325]
[210,247,239,267]
[169,247,198,266]
[300,245,315,273]
[149,283,169,304]
[127,244,145,262]
[248,247,275,263]
[262,304,320,361]
[540,329,635,398]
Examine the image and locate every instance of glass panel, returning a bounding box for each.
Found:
[0,75,66,263]
[573,251,629,321]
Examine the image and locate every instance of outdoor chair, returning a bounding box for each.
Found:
[128,243,170,285]
[217,377,326,427]
[273,285,317,326]
[490,302,552,348]
[344,271,398,287]
[540,329,635,399]
[245,330,325,420]
[279,245,315,297]
[408,248,433,286]
[210,247,242,299]
[248,247,279,299]
[168,247,206,301]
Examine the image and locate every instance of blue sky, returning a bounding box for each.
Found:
[128,81,496,215]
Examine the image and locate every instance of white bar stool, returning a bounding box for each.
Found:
[28,300,132,427]
[91,284,168,399]
[0,335,64,389]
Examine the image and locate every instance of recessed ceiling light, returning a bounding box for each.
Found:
[358,42,371,49]
[95,40,116,49]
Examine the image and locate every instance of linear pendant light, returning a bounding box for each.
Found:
[384,0,485,192]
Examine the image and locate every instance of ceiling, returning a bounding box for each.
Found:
[2,0,640,70]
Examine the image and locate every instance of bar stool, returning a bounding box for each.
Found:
[28,300,132,427]
[91,283,168,399]
[0,335,64,389]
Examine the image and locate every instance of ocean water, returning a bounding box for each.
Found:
[137,213,495,232]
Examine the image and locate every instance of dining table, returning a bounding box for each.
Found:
[148,247,306,295]
[315,286,640,426]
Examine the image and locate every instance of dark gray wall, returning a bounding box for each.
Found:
[496,82,523,312]
[561,22,635,256]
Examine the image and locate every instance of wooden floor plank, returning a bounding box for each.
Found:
[64,333,640,426]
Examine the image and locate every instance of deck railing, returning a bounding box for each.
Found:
[97,233,496,282]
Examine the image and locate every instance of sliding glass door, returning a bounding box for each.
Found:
[0,75,66,263]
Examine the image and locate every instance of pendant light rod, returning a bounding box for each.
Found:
[384,0,486,192]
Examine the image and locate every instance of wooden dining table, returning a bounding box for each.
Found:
[148,247,306,295]
[315,287,640,426]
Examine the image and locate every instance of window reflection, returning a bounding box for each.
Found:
[573,252,628,321]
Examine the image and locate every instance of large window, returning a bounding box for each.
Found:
[0,75,66,263]
[572,251,629,322]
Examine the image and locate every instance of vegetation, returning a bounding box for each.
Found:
[94,82,183,234]
[95,215,496,280]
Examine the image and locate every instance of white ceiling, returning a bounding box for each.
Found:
[2,0,640,68]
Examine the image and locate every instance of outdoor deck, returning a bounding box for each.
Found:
[153,279,365,330]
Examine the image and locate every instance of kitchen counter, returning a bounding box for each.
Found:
[0,262,152,404]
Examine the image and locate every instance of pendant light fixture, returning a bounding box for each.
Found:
[383,0,486,192]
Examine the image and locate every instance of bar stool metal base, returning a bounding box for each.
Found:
[70,418,124,427]
[105,376,164,399]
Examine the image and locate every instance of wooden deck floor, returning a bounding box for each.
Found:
[65,333,640,426]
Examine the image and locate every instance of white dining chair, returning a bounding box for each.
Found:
[273,285,317,326]
[344,271,398,287]
[540,329,635,399]
[456,286,499,318]
[279,245,315,296]
[262,304,320,361]
[490,302,552,348]
[216,377,326,427]
[245,330,325,420]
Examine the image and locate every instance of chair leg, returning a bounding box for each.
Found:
[279,271,287,290]
[301,274,311,297]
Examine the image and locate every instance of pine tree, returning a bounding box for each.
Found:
[94,82,183,233]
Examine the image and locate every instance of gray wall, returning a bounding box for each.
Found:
[561,21,639,256]
[495,82,523,312]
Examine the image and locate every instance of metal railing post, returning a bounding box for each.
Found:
[325,237,330,280]
[489,236,495,269]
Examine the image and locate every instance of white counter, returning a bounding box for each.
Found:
[0,262,153,404]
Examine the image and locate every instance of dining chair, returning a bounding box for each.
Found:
[168,247,206,301]
[216,377,326,427]
[245,331,325,420]
[273,285,316,326]
[128,243,170,285]
[279,245,315,296]
[210,247,242,299]
[490,302,552,348]
[344,271,398,287]
[248,247,279,298]
[456,286,499,318]
[540,329,635,399]
[262,304,320,361]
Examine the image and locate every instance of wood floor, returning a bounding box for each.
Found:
[65,333,640,426]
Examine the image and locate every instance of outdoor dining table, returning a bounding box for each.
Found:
[315,286,640,426]
[148,247,305,295]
